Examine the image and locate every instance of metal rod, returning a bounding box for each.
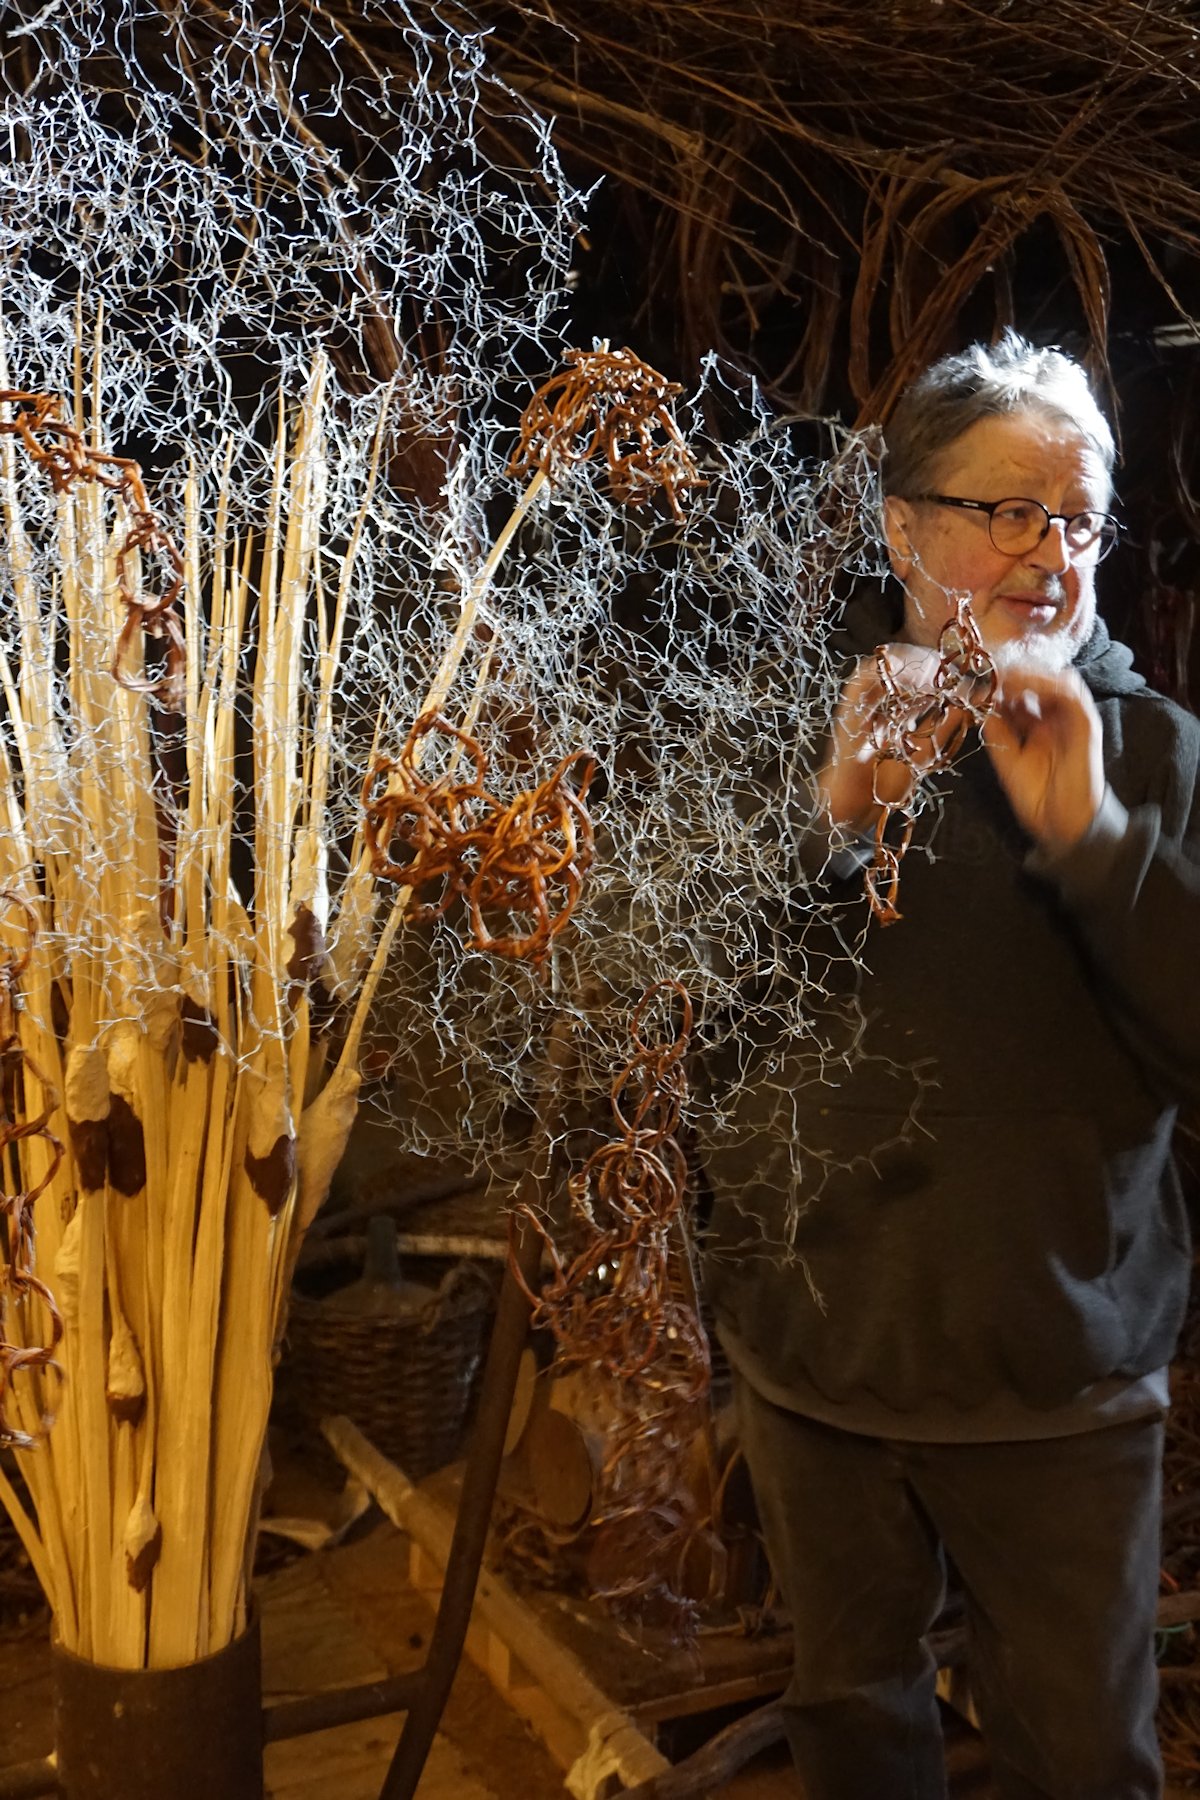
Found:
[376,1211,544,1800]
[262,1669,424,1743]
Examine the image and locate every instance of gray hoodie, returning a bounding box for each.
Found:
[703,592,1200,1428]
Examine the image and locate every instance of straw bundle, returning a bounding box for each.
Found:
[0,348,509,1669]
[0,326,704,1669]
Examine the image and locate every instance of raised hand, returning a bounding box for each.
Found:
[981,664,1105,851]
[817,643,972,833]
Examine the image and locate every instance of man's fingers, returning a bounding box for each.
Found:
[993,665,1087,712]
[995,686,1045,735]
[981,708,1020,761]
[993,665,1092,730]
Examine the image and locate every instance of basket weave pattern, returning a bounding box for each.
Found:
[276,1263,497,1481]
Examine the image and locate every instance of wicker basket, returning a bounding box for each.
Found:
[275,1259,498,1483]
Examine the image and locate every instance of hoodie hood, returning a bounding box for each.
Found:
[1073,613,1147,698]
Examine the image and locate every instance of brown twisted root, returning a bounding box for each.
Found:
[864,597,997,925]
[506,984,713,1622]
[362,711,595,965]
[0,892,64,1449]
[510,981,694,1374]
[0,390,186,706]
[509,345,705,521]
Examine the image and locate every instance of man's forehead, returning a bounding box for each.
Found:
[931,410,1111,498]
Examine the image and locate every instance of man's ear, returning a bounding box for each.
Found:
[883,495,916,580]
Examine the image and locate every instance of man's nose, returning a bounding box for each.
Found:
[1025,519,1071,573]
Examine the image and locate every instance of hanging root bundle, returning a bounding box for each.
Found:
[505,984,718,1626]
[0,389,186,699]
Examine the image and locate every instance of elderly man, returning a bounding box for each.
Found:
[704,334,1200,1798]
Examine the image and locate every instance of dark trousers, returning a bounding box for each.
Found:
[734,1374,1164,1799]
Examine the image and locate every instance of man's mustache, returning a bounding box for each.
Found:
[1000,577,1067,605]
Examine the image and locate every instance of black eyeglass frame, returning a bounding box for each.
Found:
[911,493,1121,562]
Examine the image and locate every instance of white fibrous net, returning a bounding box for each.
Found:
[366,376,893,1166]
[0,0,573,484]
[0,0,913,1651]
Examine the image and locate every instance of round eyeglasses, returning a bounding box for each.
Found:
[912,494,1121,561]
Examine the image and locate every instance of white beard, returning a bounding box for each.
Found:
[967,576,1094,675]
[987,627,1080,675]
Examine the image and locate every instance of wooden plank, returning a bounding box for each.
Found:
[256,1540,520,1800]
[259,1556,387,1702]
[324,1415,672,1800]
[456,1557,792,1717]
[460,1607,595,1775]
[315,1524,568,1800]
[265,1717,401,1800]
[265,1718,504,1800]
[407,1517,655,1791]
[626,1666,788,1727]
